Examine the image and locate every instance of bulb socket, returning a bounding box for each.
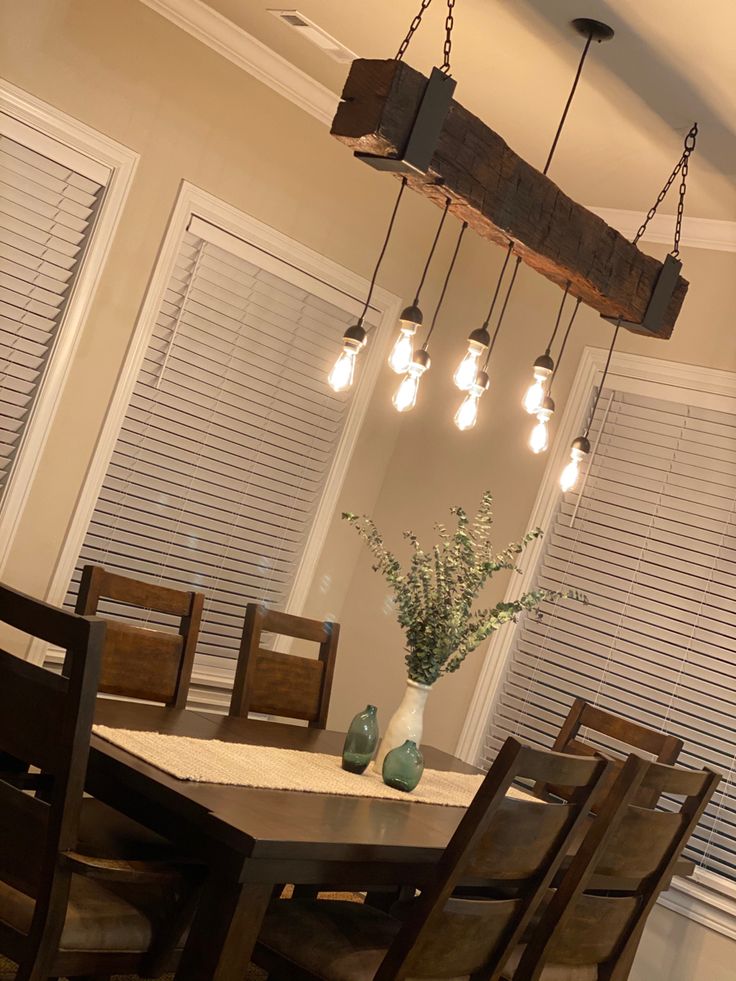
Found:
[343,323,367,348]
[572,435,591,455]
[399,304,423,329]
[411,349,431,371]
[475,370,490,392]
[533,353,554,373]
[541,395,555,413]
[468,325,491,349]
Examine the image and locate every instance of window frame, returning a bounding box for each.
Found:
[36,180,401,709]
[0,80,138,570]
[455,344,736,935]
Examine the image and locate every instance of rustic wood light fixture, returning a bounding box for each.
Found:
[330,8,690,339]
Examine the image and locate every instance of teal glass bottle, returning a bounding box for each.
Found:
[342,705,379,774]
[382,739,424,792]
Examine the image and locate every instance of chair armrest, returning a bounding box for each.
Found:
[60,850,201,884]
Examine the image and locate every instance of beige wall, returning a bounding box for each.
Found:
[1,2,735,976]
[327,244,736,751]
[0,0,450,637]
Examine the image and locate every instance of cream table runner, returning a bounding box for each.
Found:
[93,725,534,808]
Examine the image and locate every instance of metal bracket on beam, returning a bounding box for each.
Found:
[602,253,683,336]
[355,67,456,176]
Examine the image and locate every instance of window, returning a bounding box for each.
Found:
[459,350,736,932]
[63,201,394,704]
[0,83,137,567]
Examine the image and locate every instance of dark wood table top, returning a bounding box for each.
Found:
[86,698,695,981]
[89,699,478,874]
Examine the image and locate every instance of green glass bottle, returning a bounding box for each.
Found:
[382,739,424,792]
[342,705,379,774]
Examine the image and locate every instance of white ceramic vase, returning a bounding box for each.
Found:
[375,678,432,771]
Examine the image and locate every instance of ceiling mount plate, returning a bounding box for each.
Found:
[571,17,615,42]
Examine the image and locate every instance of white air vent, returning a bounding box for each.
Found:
[268,9,357,62]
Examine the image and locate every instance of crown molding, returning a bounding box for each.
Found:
[139,0,339,125]
[139,0,736,254]
[590,208,736,253]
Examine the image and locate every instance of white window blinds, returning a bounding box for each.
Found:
[66,218,358,683]
[0,113,106,498]
[483,387,736,883]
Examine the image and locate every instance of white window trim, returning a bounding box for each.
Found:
[0,80,139,571]
[454,344,736,935]
[33,181,401,706]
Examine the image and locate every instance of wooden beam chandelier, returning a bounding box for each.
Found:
[327,2,698,491]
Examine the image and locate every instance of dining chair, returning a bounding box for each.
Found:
[75,563,204,708]
[74,564,205,864]
[253,737,608,981]
[229,603,339,728]
[535,697,683,810]
[0,583,199,981]
[509,755,720,981]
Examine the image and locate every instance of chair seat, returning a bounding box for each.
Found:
[258,899,599,981]
[503,946,598,981]
[0,873,181,953]
[257,899,468,981]
[78,797,178,860]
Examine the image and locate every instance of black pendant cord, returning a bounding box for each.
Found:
[548,298,582,396]
[544,282,571,354]
[583,317,621,438]
[483,256,522,368]
[413,197,452,305]
[542,29,595,175]
[422,221,467,350]
[358,177,407,325]
[481,242,514,327]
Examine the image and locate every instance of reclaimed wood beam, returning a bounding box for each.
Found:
[331,59,688,338]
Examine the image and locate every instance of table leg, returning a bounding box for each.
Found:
[174,873,272,981]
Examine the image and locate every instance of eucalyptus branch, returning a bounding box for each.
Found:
[343,494,584,686]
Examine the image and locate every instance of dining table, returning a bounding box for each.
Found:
[86,698,695,981]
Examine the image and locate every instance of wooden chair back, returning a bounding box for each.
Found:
[371,738,608,981]
[229,604,338,729]
[75,564,204,707]
[0,583,105,963]
[536,697,683,810]
[513,755,720,981]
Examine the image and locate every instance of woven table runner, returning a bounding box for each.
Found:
[93,725,522,808]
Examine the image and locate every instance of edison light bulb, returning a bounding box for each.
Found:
[392,349,430,413]
[529,396,554,454]
[453,347,481,391]
[388,304,422,374]
[453,326,490,391]
[522,353,554,414]
[327,324,366,393]
[328,348,356,392]
[454,371,489,431]
[529,418,550,454]
[388,328,415,374]
[559,436,590,492]
[393,372,420,412]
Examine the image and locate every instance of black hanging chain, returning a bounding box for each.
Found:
[441,0,456,74]
[634,123,698,256]
[395,0,455,74]
[395,0,434,61]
